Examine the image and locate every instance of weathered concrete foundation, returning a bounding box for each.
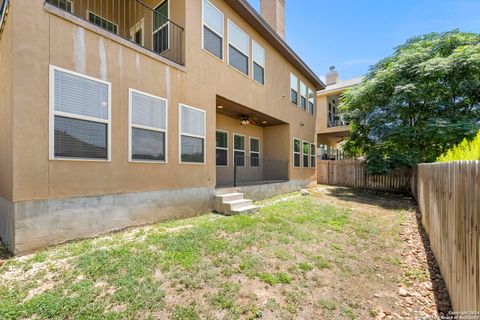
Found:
[0,196,15,251]
[215,179,314,201]
[3,187,214,254]
[1,180,315,254]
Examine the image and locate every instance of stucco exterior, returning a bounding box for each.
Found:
[0,0,321,253]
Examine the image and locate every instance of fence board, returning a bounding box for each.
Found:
[414,161,480,311]
[317,160,412,192]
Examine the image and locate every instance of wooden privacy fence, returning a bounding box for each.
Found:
[317,160,412,192]
[414,161,480,311]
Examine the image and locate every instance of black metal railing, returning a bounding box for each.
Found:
[45,0,184,66]
[327,115,347,128]
[233,156,289,187]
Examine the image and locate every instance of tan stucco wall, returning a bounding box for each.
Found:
[7,0,316,202]
[0,1,13,201]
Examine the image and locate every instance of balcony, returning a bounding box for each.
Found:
[327,115,347,128]
[45,0,184,66]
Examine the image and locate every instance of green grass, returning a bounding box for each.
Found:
[0,192,412,319]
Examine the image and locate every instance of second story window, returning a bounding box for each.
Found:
[203,0,224,60]
[153,0,169,54]
[290,73,298,104]
[88,11,118,34]
[50,0,72,13]
[228,20,249,75]
[252,40,265,85]
[300,82,307,110]
[308,88,315,115]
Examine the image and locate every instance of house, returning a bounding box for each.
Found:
[316,66,363,160]
[0,0,324,253]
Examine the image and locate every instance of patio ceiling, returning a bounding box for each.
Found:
[216,96,287,127]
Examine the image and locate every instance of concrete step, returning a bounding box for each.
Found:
[231,205,260,215]
[224,199,253,210]
[216,193,244,202]
[214,192,258,215]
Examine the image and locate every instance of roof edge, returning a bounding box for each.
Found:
[224,0,325,90]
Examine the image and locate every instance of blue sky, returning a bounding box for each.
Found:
[247,0,480,82]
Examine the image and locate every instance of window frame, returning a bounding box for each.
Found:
[227,19,250,76]
[293,138,301,168]
[310,143,316,168]
[302,141,310,168]
[233,133,246,167]
[249,136,260,167]
[152,0,170,54]
[130,18,145,46]
[216,129,229,167]
[308,87,315,115]
[290,73,298,105]
[128,88,168,163]
[51,0,73,13]
[251,39,265,85]
[179,103,207,165]
[49,65,112,162]
[86,10,119,35]
[202,0,225,61]
[300,81,307,110]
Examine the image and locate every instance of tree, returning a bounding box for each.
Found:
[341,30,480,174]
[437,130,480,162]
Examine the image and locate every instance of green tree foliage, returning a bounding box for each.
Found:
[341,31,480,173]
[437,131,480,162]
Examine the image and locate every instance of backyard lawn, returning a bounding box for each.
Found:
[0,187,450,319]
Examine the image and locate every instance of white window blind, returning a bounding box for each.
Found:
[228,20,249,75]
[129,90,167,162]
[252,40,265,84]
[51,66,110,160]
[290,73,298,104]
[203,0,224,59]
[180,105,206,163]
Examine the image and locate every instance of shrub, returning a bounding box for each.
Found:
[437,131,480,162]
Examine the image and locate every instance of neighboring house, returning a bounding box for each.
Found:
[316,66,363,160]
[0,0,324,253]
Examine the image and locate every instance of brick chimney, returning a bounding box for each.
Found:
[260,0,285,39]
[326,66,339,86]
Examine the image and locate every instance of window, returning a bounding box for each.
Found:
[293,138,301,167]
[129,89,167,162]
[153,0,169,54]
[130,19,144,46]
[50,66,110,160]
[310,143,316,168]
[250,137,260,167]
[180,104,206,163]
[308,88,315,115]
[252,40,265,84]
[303,141,309,167]
[216,130,228,166]
[50,0,73,13]
[300,82,307,110]
[87,11,118,34]
[228,20,249,75]
[290,73,298,104]
[203,0,224,59]
[233,134,245,166]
